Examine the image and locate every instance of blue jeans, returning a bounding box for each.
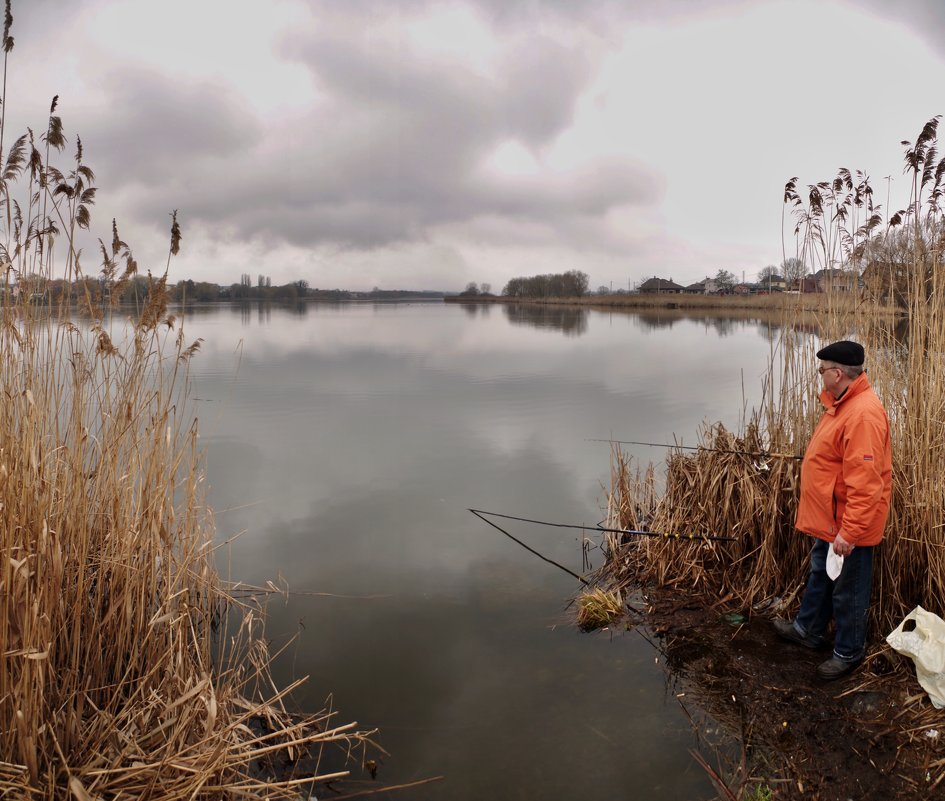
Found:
[792,538,874,662]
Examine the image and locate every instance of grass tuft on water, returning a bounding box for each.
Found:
[576,588,624,631]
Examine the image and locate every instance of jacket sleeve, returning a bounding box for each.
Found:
[840,415,890,544]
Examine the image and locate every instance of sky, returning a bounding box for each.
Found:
[7,0,945,292]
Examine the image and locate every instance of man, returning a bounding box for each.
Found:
[773,340,893,680]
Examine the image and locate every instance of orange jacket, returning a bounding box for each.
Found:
[795,372,892,546]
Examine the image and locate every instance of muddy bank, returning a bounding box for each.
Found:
[623,588,944,800]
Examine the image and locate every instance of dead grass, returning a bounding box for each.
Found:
[0,299,378,798]
[575,588,623,631]
[599,116,945,650]
[583,131,945,801]
[0,6,374,797]
[459,290,894,317]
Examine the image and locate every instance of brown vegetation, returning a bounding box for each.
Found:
[452,289,894,318]
[0,4,376,797]
[1,289,376,798]
[602,115,945,635]
[575,588,623,631]
[596,116,945,794]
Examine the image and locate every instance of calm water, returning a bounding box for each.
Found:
[178,301,780,800]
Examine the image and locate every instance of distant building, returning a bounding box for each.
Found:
[639,277,685,294]
[813,268,858,293]
[684,277,720,294]
[758,274,786,292]
[796,276,820,293]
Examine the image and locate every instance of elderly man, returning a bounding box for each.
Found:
[773,340,893,680]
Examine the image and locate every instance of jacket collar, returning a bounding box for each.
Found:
[820,371,870,414]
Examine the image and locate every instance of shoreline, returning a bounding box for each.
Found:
[445,292,899,316]
[620,584,939,800]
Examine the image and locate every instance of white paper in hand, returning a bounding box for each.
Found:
[826,547,844,580]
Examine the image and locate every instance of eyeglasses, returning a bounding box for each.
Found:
[817,365,841,375]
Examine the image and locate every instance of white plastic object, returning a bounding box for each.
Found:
[887,606,945,709]
[826,548,843,580]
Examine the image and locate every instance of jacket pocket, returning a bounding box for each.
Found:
[799,468,839,536]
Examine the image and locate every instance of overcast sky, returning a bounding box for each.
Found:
[8,0,945,291]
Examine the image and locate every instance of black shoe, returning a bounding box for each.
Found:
[817,656,862,680]
[773,618,822,650]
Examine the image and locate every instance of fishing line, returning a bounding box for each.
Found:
[586,438,803,461]
[469,509,589,585]
[469,509,737,542]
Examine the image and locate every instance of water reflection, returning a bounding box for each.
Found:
[454,301,494,319]
[171,302,791,800]
[631,310,680,331]
[503,303,589,336]
[630,308,789,339]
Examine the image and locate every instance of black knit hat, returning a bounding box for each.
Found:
[816,340,864,366]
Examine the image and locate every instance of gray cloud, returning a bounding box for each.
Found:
[850,0,945,57]
[102,9,658,253]
[21,0,937,289]
[79,70,261,182]
[307,0,754,30]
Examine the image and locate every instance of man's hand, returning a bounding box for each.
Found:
[833,532,855,557]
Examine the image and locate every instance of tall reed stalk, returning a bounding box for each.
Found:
[0,4,370,797]
[605,116,945,638]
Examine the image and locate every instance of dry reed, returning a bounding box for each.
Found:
[601,115,945,641]
[0,5,374,797]
[461,289,893,316]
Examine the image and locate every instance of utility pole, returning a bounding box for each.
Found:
[884,175,893,242]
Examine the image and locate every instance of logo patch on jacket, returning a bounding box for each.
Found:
[863,455,874,461]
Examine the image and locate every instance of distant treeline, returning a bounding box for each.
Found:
[502,270,589,298]
[177,278,446,302]
[11,274,447,304]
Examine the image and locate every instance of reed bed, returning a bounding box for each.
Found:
[0,5,373,797]
[573,291,870,314]
[461,289,893,315]
[601,116,945,640]
[1,289,376,799]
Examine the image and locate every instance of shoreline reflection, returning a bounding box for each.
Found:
[504,303,589,336]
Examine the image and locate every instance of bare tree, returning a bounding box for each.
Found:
[781,257,805,285]
[757,264,780,282]
[714,269,736,293]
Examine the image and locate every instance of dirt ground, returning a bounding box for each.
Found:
[630,590,945,800]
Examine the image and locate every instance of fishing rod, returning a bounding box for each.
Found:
[470,509,737,542]
[469,509,589,585]
[586,438,803,461]
[469,509,736,587]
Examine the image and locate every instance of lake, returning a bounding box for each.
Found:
[178,300,781,800]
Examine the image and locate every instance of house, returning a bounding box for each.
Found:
[813,268,858,293]
[639,277,685,294]
[758,274,786,292]
[684,278,720,294]
[795,276,820,293]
